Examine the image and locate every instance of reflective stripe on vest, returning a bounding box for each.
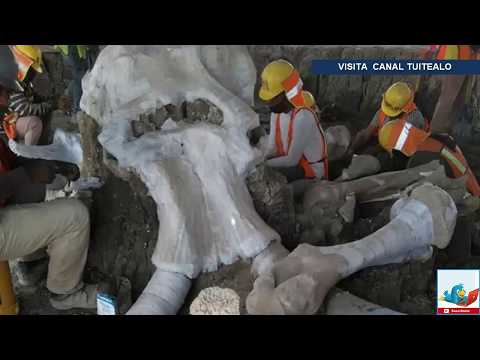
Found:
[382,119,430,156]
[274,108,328,179]
[441,147,467,174]
[416,137,480,196]
[394,122,412,151]
[282,70,306,108]
[10,46,34,82]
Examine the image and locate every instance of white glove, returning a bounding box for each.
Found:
[67,177,104,192]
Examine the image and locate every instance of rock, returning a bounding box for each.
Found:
[185,99,223,126]
[325,125,351,161]
[182,261,253,315]
[246,165,297,249]
[131,107,170,137]
[78,112,110,179]
[189,287,240,315]
[338,155,381,181]
[339,264,403,310]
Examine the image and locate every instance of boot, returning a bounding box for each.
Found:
[49,283,98,310]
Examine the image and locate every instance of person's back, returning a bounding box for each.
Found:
[258,59,328,182]
[378,119,480,196]
[268,107,326,179]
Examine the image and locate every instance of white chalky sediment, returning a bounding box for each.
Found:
[190,287,240,315]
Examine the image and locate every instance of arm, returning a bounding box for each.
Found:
[266,110,316,168]
[406,110,426,130]
[351,112,380,152]
[9,91,52,118]
[263,115,277,159]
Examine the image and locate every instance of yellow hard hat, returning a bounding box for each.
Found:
[378,120,396,154]
[302,91,316,108]
[259,60,295,101]
[15,45,43,74]
[381,82,413,118]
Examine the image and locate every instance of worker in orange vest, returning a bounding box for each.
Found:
[258,60,328,182]
[430,45,480,135]
[351,82,429,154]
[378,118,480,196]
[1,45,50,145]
[0,56,98,310]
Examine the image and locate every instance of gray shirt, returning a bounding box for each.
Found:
[370,109,426,130]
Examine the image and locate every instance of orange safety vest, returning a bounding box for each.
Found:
[282,70,306,108]
[416,137,480,196]
[2,113,17,140]
[274,107,329,180]
[375,102,430,136]
[436,45,474,60]
[383,119,480,196]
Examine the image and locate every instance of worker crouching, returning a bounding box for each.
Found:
[378,118,480,197]
[258,59,328,182]
[0,136,97,310]
[349,81,430,171]
[0,76,96,311]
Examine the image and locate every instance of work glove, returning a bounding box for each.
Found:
[53,161,80,182]
[23,160,56,184]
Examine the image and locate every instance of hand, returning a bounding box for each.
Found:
[53,161,80,182]
[247,126,266,147]
[56,95,72,113]
[23,161,56,184]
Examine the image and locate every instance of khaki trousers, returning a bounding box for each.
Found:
[0,199,90,294]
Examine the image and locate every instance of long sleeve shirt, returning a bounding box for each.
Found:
[8,83,52,118]
[369,109,426,131]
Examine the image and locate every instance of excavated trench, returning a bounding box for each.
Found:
[15,46,480,315]
[81,46,480,315]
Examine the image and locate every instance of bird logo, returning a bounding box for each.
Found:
[440,283,479,307]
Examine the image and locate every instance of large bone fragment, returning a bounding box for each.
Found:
[80,46,281,314]
[246,184,457,315]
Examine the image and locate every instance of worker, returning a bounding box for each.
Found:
[378,118,480,196]
[429,45,480,135]
[55,45,99,114]
[351,82,429,154]
[3,45,52,145]
[0,65,97,310]
[349,81,429,171]
[259,59,328,182]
